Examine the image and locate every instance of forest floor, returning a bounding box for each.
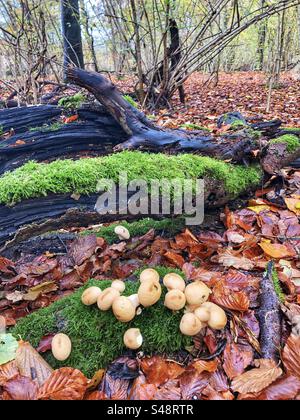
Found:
[0,71,299,401]
[114,71,300,128]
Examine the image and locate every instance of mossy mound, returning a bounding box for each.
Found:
[270,135,300,153]
[12,277,191,377]
[81,217,186,242]
[0,151,262,206]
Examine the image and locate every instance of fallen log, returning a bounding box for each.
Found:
[257,262,282,362]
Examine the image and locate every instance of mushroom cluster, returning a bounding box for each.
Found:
[80,268,227,352]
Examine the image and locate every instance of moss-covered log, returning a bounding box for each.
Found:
[12,278,191,377]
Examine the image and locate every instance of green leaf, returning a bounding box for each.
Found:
[0,333,18,365]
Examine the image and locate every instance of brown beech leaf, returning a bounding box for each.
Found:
[129,374,157,400]
[85,391,107,400]
[191,359,219,374]
[282,334,300,379]
[140,356,185,386]
[37,334,55,353]
[259,375,300,400]
[223,343,253,379]
[154,379,181,400]
[3,375,38,400]
[0,360,19,386]
[212,282,250,312]
[164,251,185,268]
[259,242,296,259]
[37,368,88,400]
[69,235,97,266]
[180,369,210,400]
[216,251,254,270]
[231,359,283,394]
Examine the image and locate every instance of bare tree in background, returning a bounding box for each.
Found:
[61,0,84,78]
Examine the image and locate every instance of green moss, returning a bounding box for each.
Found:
[230,120,247,130]
[0,152,262,206]
[180,123,211,132]
[270,135,300,153]
[12,278,191,377]
[81,217,186,243]
[282,127,300,133]
[58,93,86,110]
[272,267,285,303]
[0,125,3,136]
[123,95,138,108]
[29,122,65,133]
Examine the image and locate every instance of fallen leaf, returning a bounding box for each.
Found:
[231,359,283,394]
[223,343,253,379]
[3,375,38,400]
[0,361,19,386]
[259,242,296,259]
[259,375,300,400]
[38,368,88,400]
[282,334,300,379]
[216,251,254,270]
[0,333,18,365]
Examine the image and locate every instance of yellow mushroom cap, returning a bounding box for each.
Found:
[139,268,160,284]
[123,328,143,350]
[111,280,126,293]
[163,273,186,292]
[201,302,227,330]
[180,313,203,336]
[97,287,120,311]
[138,279,162,307]
[194,306,210,323]
[164,289,186,310]
[185,281,212,306]
[51,333,72,361]
[112,296,136,322]
[81,286,102,306]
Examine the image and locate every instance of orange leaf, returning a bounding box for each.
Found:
[259,242,296,259]
[64,114,78,123]
[284,197,300,216]
[231,359,283,394]
[37,368,88,400]
[0,361,19,386]
[140,356,185,386]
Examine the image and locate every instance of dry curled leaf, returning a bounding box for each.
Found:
[282,334,300,379]
[0,360,19,386]
[37,368,88,400]
[3,375,38,400]
[216,251,254,270]
[231,359,283,394]
[15,341,53,387]
[140,356,185,386]
[223,343,253,379]
[259,242,296,259]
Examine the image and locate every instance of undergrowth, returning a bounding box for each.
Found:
[270,135,300,153]
[81,217,186,242]
[0,151,262,206]
[12,277,191,377]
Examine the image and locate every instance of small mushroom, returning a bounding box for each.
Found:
[128,294,140,309]
[123,328,143,349]
[179,313,203,336]
[194,306,210,323]
[185,281,212,306]
[112,296,136,322]
[97,287,120,311]
[114,225,130,240]
[139,268,160,284]
[81,286,102,306]
[163,273,186,292]
[164,290,186,310]
[201,302,227,330]
[138,279,162,307]
[111,280,126,293]
[51,333,72,361]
